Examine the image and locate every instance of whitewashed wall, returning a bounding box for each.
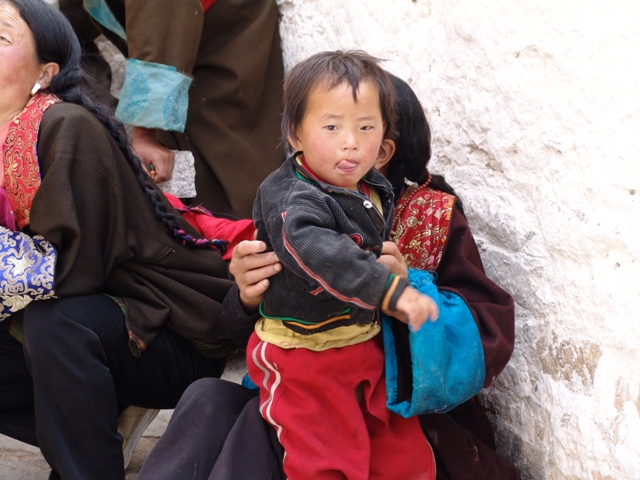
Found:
[276,1,640,478]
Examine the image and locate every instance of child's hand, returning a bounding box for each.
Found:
[376,241,408,278]
[392,286,439,331]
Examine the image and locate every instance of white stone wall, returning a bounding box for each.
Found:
[276,1,640,478]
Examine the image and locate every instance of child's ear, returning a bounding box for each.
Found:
[375,139,396,174]
[288,133,302,152]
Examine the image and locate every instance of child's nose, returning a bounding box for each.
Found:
[341,130,358,149]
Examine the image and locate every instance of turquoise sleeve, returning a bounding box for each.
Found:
[382,268,485,417]
[82,0,127,40]
[115,59,192,132]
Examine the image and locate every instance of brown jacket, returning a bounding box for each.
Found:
[30,102,255,356]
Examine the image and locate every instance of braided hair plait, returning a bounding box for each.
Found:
[53,79,228,254]
[12,0,227,253]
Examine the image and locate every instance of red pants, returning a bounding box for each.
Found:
[247,332,435,480]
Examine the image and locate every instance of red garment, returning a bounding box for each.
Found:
[247,332,435,480]
[0,120,15,230]
[164,193,254,260]
[0,119,10,188]
[0,189,16,231]
[199,0,217,11]
[392,183,455,271]
[2,93,60,229]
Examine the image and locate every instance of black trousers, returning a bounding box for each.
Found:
[137,377,285,480]
[0,295,226,480]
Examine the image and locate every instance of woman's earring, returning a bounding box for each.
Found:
[30,82,41,96]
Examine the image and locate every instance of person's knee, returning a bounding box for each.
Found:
[22,296,115,361]
[22,299,68,352]
[176,378,255,418]
[176,377,220,409]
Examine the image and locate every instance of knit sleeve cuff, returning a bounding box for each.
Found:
[381,274,409,313]
[115,59,192,132]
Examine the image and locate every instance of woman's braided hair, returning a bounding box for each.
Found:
[11,0,227,253]
[386,73,465,216]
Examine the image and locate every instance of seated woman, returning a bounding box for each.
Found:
[138,73,520,479]
[0,0,275,478]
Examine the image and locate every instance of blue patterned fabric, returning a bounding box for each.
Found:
[382,269,485,417]
[0,227,57,321]
[82,0,126,40]
[115,59,192,132]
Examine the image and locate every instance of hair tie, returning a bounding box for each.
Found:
[173,228,229,254]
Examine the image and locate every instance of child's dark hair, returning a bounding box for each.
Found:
[10,0,225,252]
[282,50,397,154]
[386,73,465,215]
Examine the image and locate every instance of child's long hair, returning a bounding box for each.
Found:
[386,74,465,215]
[282,50,397,155]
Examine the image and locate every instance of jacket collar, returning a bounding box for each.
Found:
[289,152,393,197]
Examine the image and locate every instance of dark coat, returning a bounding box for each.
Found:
[31,103,254,356]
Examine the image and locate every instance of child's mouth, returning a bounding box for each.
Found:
[337,159,358,173]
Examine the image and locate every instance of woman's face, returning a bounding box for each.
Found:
[0,2,44,122]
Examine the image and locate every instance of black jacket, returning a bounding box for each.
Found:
[253,154,408,330]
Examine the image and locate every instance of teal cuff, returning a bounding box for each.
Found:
[82,0,126,40]
[382,268,485,417]
[115,59,192,132]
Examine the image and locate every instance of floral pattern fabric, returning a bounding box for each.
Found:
[2,93,60,230]
[0,227,57,321]
[391,182,455,271]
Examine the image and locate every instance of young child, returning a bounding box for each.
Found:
[247,51,438,480]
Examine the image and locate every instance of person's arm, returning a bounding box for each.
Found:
[435,205,515,388]
[266,204,406,312]
[215,240,281,347]
[377,241,439,330]
[0,228,57,321]
[377,241,408,278]
[30,105,132,295]
[164,193,255,261]
[115,0,204,181]
[132,127,174,183]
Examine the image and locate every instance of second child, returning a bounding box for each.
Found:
[247,50,438,480]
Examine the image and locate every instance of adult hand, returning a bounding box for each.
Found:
[132,127,175,183]
[229,240,281,312]
[377,241,408,278]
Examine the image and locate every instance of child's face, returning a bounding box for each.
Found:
[289,80,385,191]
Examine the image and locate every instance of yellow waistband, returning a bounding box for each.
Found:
[255,317,380,351]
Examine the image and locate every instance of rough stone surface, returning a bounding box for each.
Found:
[276,0,640,478]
